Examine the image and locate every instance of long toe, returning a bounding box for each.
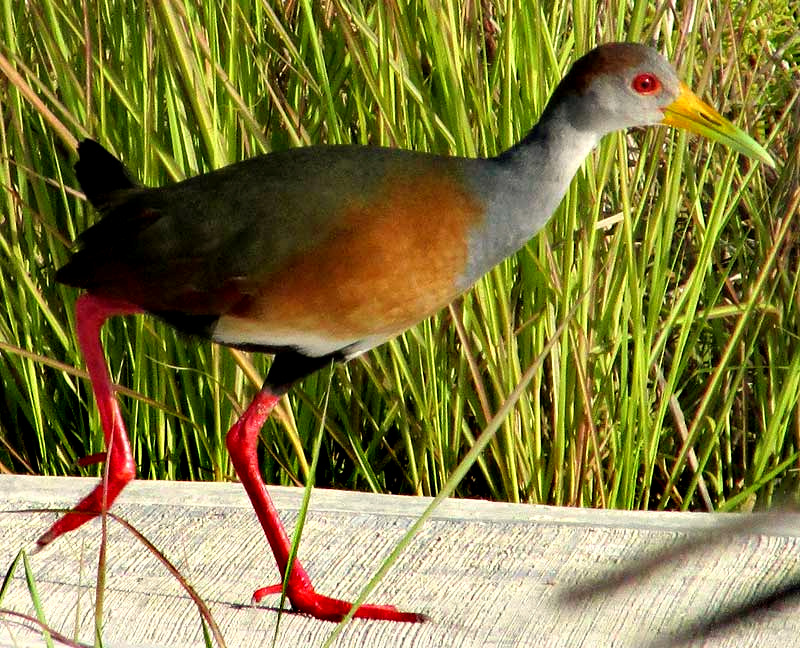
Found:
[294,590,426,623]
[254,582,426,622]
[75,452,108,467]
[36,508,99,548]
[35,468,134,549]
[252,583,284,602]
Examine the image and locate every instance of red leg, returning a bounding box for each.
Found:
[226,387,425,622]
[37,294,142,548]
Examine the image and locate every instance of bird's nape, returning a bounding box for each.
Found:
[544,43,773,166]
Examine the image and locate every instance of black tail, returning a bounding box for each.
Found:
[57,140,150,288]
[74,139,139,210]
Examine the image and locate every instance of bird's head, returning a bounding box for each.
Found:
[549,42,774,167]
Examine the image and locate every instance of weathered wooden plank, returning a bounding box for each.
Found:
[1,475,799,647]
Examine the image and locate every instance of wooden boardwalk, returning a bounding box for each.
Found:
[1,475,799,647]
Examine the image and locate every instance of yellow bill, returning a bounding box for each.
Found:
[662,81,774,167]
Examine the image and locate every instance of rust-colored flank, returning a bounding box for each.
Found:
[230,168,484,342]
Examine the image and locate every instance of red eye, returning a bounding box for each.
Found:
[632,73,661,95]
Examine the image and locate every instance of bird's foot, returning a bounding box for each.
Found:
[35,459,135,549]
[253,582,426,622]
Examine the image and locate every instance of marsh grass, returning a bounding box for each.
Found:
[0,0,799,626]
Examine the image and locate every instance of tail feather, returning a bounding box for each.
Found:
[57,139,152,289]
[74,139,139,210]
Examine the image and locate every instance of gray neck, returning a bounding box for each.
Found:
[459,102,602,286]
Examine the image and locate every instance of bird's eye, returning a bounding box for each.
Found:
[632,73,661,95]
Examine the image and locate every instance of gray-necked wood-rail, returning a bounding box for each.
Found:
[41,43,773,622]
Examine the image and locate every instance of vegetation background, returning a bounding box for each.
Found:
[1,0,798,522]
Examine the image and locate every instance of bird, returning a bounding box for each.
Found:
[41,42,773,623]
